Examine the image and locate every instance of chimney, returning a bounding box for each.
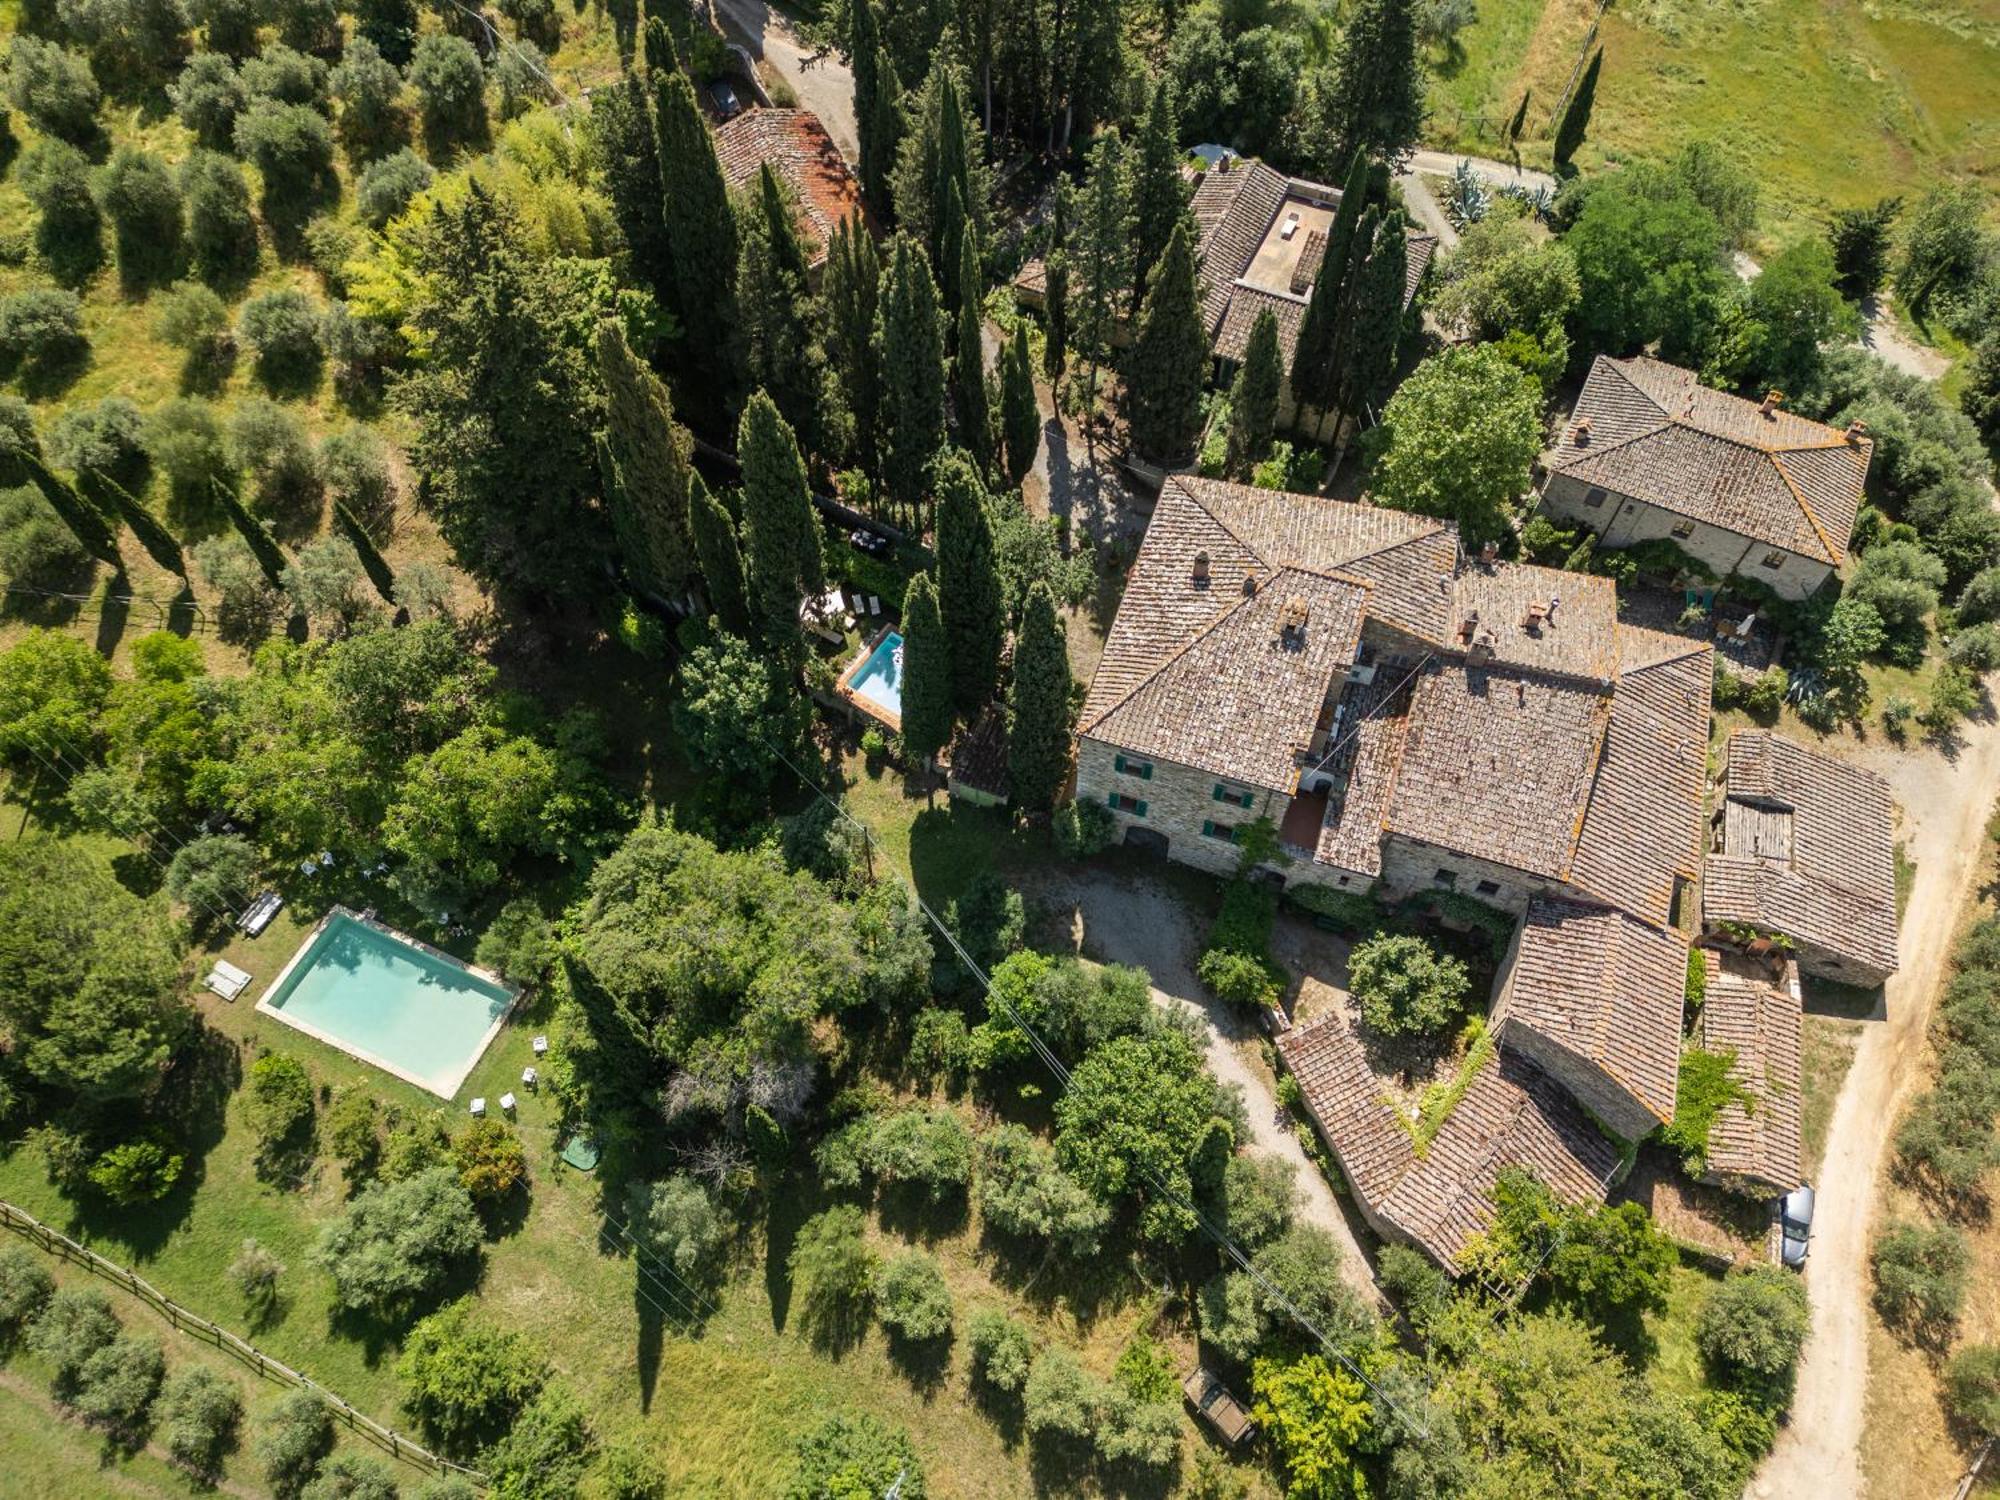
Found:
[1243,570,1260,597]
[1574,418,1591,446]
[1279,595,1310,640]
[1457,608,1480,646]
[1846,419,1869,444]
[1759,389,1785,418]
[1479,539,1498,565]
[1547,593,1561,621]
[1522,600,1549,631]
[1469,630,1496,664]
[1192,549,1211,583]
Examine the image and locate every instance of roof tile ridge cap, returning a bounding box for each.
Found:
[1600,353,1676,416]
[1766,451,1842,564]
[1078,570,1279,734]
[1552,418,1672,471]
[1615,624,1716,673]
[1557,695,1619,883]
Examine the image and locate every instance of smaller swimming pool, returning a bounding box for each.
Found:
[256,908,518,1099]
[842,630,905,727]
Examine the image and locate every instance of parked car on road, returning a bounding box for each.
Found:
[710,81,742,119]
[849,526,894,559]
[1780,1182,1814,1267]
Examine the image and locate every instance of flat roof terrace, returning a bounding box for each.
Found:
[1242,194,1335,297]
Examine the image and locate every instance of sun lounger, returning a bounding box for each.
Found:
[868,596,881,616]
[238,891,283,936]
[204,959,252,1001]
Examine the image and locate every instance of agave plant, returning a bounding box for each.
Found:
[1443,159,1490,229]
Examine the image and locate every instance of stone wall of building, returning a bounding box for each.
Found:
[1541,473,1834,602]
[1378,837,1559,918]
[1077,736,1286,879]
[1785,938,1895,991]
[1498,1020,1659,1143]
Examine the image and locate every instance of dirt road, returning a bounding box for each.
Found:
[1035,868,1383,1305]
[710,0,857,159]
[1753,716,2000,1498]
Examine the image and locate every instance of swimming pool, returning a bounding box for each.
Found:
[841,630,905,728]
[255,908,518,1099]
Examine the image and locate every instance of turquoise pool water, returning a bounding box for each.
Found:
[849,631,905,719]
[258,911,515,1098]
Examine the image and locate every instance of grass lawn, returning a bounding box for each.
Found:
[1640,1258,1722,1405]
[1421,0,2000,245]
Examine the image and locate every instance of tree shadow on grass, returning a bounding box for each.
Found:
[1028,1431,1097,1498]
[876,1184,969,1244]
[763,1173,814,1336]
[328,1248,485,1367]
[884,1326,954,1398]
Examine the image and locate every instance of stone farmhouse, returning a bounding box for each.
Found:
[712,107,865,276]
[1540,355,1873,601]
[1014,158,1436,437]
[1704,729,1900,989]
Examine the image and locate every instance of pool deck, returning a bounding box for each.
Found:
[836,622,903,732]
[253,905,523,1101]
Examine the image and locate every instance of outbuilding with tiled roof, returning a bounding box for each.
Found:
[712,108,865,272]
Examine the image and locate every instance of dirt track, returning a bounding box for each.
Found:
[1753,716,2000,1498]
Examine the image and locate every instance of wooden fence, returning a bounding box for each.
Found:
[0,1199,487,1486]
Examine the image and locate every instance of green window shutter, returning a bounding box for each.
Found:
[1140,762,1152,780]
[1106,792,1118,808]
[1135,800,1148,817]
[1238,789,1254,809]
[1212,783,1226,801]
[1115,754,1128,773]
[1202,820,1214,837]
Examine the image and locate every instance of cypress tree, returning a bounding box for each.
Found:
[650,21,741,399]
[1553,48,1601,169]
[80,469,182,575]
[1000,323,1040,490]
[936,174,970,326]
[1042,250,1070,384]
[1227,309,1282,476]
[1127,79,1185,301]
[737,390,823,663]
[1074,133,1131,419]
[333,498,397,602]
[934,450,1002,712]
[20,452,119,567]
[647,0,691,71]
[1291,151,1369,412]
[881,236,947,531]
[898,569,952,769]
[689,471,751,636]
[595,73,677,323]
[1123,218,1206,463]
[212,477,288,588]
[953,234,991,470]
[890,63,988,261]
[1506,89,1531,147]
[596,319,696,599]
[849,0,900,218]
[1338,215,1407,421]
[739,163,824,456]
[930,69,972,272]
[822,217,883,482]
[1322,0,1423,165]
[1006,579,1071,815]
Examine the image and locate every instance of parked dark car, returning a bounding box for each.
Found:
[1780,1182,1814,1268]
[710,81,742,119]
[849,527,894,560]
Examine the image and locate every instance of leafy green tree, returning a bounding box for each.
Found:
[29,1288,120,1399]
[1873,1220,1969,1349]
[158,1367,242,1480]
[650,28,740,402]
[898,569,953,768]
[1228,308,1283,476]
[1896,183,1992,319]
[968,1309,1035,1395]
[180,149,258,281]
[999,323,1040,489]
[1023,1346,1098,1444]
[977,1123,1108,1255]
[309,1165,482,1320]
[255,1390,334,1500]
[1553,46,1601,168]
[73,1333,166,1444]
[1320,0,1422,164]
[1945,1345,2000,1435]
[98,146,183,290]
[15,448,118,564]
[1726,238,1857,393]
[233,98,337,236]
[397,1298,548,1457]
[356,146,432,229]
[87,1136,185,1204]
[596,318,695,600]
[789,1204,878,1350]
[299,1453,400,1500]
[49,397,146,496]
[1434,210,1580,341]
[688,474,749,635]
[1564,167,1732,360]
[329,36,406,161]
[1849,539,1945,666]
[1961,334,2000,449]
[165,834,256,925]
[1251,1353,1374,1500]
[237,289,325,393]
[6,38,100,144]
[737,390,823,665]
[882,236,948,528]
[785,1414,925,1500]
[874,1249,952,1342]
[1123,218,1206,461]
[1370,344,1542,546]
[0,1246,53,1344]
[1830,195,1902,299]
[0,838,188,1104]
[17,141,101,285]
[282,534,369,630]
[1697,1266,1809,1386]
[451,1116,527,1202]
[1348,932,1469,1036]
[407,33,486,154]
[934,451,1003,712]
[483,1383,597,1500]
[625,1175,726,1287]
[241,42,330,109]
[1006,580,1071,814]
[246,1052,314,1162]
[1055,1026,1229,1244]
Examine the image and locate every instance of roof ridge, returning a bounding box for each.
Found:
[1552,420,1671,472]
[1600,355,1675,419]
[1556,695,1616,882]
[1768,451,1842,564]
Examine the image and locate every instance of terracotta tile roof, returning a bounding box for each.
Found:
[712,109,863,269]
[1385,659,1611,882]
[1276,994,1414,1202]
[1505,899,1688,1128]
[1449,562,1619,681]
[1568,629,1713,925]
[947,706,1009,799]
[1378,1047,1620,1266]
[1191,160,1292,336]
[1313,677,1411,878]
[1697,951,1804,1191]
[1213,284,1307,364]
[1703,730,1899,975]
[1547,356,1871,565]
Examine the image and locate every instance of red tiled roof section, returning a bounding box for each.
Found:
[1507,898,1688,1127]
[1547,355,1870,565]
[1697,951,1804,1191]
[1449,562,1618,681]
[1276,998,1415,1203]
[711,109,863,269]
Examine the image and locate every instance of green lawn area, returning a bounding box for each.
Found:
[1422,0,2000,244]
[1640,1258,1723,1404]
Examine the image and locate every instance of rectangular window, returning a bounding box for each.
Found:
[1670,519,1695,539]
[1761,551,1786,570]
[1108,792,1147,816]
[1114,754,1154,780]
[1434,868,1457,888]
[1475,879,1500,895]
[1584,487,1607,509]
[1212,783,1255,809]
[1203,820,1239,843]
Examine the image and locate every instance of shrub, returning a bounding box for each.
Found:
[396,1297,547,1457]
[194,534,282,637]
[99,147,184,289]
[165,834,257,924]
[245,1052,314,1154]
[283,534,368,628]
[968,1309,1034,1395]
[1376,1243,1451,1336]
[1944,1345,2000,1435]
[87,1135,185,1203]
[1958,566,2000,626]
[227,1237,284,1318]
[495,39,553,120]
[1199,880,1283,1008]
[47,397,148,494]
[171,51,245,147]
[1872,1220,1970,1348]
[908,1007,970,1084]
[355,146,434,230]
[788,1205,877,1347]
[1743,665,1789,720]
[329,36,404,160]
[19,138,102,283]
[1198,948,1279,1008]
[484,1381,597,1498]
[29,1287,120,1397]
[73,1333,165,1441]
[300,1453,401,1499]
[873,1248,952,1342]
[232,397,321,520]
[241,41,329,108]
[450,1116,527,1202]
[623,1174,726,1287]
[861,1108,973,1202]
[1052,796,1117,857]
[1696,1266,1810,1386]
[0,1246,54,1342]
[1348,933,1471,1036]
[0,287,87,383]
[1922,663,1981,738]
[380,1112,451,1181]
[237,290,325,392]
[407,33,486,153]
[976,1122,1110,1256]
[1850,540,1945,666]
[255,1389,334,1500]
[1199,1269,1263,1362]
[1023,1346,1098,1444]
[1215,1152,1296,1250]
[321,1086,380,1184]
[317,426,395,527]
[0,483,87,586]
[785,1414,926,1500]
[181,150,259,279]
[309,1165,482,1318]
[148,398,237,521]
[1948,622,2000,672]
[158,1366,242,1479]
[6,38,99,143]
[233,98,337,231]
